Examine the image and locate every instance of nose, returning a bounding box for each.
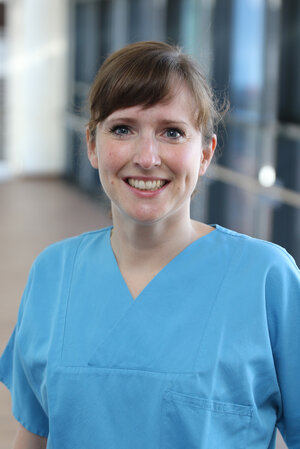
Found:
[132,135,161,169]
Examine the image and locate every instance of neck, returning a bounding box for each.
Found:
[110,207,209,270]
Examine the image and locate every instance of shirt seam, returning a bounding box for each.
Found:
[59,234,88,362]
[216,226,294,263]
[264,269,284,425]
[192,238,244,371]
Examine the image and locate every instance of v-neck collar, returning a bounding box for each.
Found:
[106,224,219,302]
[87,223,235,371]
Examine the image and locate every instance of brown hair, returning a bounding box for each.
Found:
[88,41,226,145]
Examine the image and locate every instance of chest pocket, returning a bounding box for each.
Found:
[160,390,253,449]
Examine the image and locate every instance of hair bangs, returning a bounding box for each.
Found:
[93,53,183,123]
[88,41,228,143]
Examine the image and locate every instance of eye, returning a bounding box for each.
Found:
[164,128,184,139]
[109,125,131,136]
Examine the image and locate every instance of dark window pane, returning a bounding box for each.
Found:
[72,1,112,112]
[65,128,81,181]
[66,127,99,192]
[166,0,181,44]
[276,136,300,193]
[273,203,300,265]
[212,0,234,92]
[278,0,300,124]
[100,0,112,59]
[74,2,104,84]
[208,181,258,236]
[217,123,259,178]
[0,3,5,28]
[128,0,140,42]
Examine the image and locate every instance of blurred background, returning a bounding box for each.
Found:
[1,0,299,261]
[0,0,299,447]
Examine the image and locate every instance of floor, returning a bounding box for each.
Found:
[0,178,287,448]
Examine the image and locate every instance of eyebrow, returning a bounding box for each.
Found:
[104,117,138,125]
[105,117,189,127]
[157,119,189,127]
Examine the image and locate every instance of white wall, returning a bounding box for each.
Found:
[5,0,68,175]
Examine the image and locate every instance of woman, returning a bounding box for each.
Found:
[1,41,299,449]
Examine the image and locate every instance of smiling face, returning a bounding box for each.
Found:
[87,83,216,228]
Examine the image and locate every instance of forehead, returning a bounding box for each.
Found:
[104,83,198,125]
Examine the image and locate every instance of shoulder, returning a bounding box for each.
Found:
[214,225,299,316]
[22,227,112,312]
[214,224,298,273]
[32,226,112,273]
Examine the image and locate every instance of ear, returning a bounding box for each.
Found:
[198,134,217,176]
[86,127,99,169]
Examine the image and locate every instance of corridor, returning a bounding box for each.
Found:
[0,178,111,447]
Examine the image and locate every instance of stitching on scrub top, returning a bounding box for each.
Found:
[217,225,295,265]
[59,228,114,364]
[164,390,253,417]
[59,234,86,362]
[192,238,243,371]
[264,268,285,423]
[57,364,208,376]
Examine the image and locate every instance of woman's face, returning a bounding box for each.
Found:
[87,83,216,227]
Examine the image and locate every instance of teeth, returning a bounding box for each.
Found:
[127,178,166,191]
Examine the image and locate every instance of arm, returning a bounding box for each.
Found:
[266,251,300,447]
[14,423,47,449]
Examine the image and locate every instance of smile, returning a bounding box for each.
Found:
[126,178,168,191]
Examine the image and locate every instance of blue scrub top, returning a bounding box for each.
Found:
[0,225,299,448]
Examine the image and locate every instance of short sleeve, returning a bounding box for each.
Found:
[265,250,300,448]
[0,264,49,437]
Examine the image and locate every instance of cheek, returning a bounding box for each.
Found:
[99,148,126,173]
[169,149,201,177]
[98,145,129,191]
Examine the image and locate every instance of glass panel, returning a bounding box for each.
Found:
[165,0,204,55]
[273,203,300,265]
[208,180,259,237]
[166,0,181,44]
[72,1,113,113]
[72,86,90,115]
[278,0,300,124]
[276,135,300,193]
[74,2,102,85]
[66,127,100,192]
[217,123,259,177]
[100,0,113,59]
[127,0,161,42]
[127,0,142,42]
[0,3,5,29]
[230,0,265,120]
[212,0,234,92]
[65,127,81,181]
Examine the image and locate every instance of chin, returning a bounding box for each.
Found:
[123,206,168,225]
[131,213,165,225]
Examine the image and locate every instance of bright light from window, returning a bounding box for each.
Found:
[258,165,276,187]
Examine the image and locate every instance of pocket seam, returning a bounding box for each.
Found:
[164,390,253,418]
